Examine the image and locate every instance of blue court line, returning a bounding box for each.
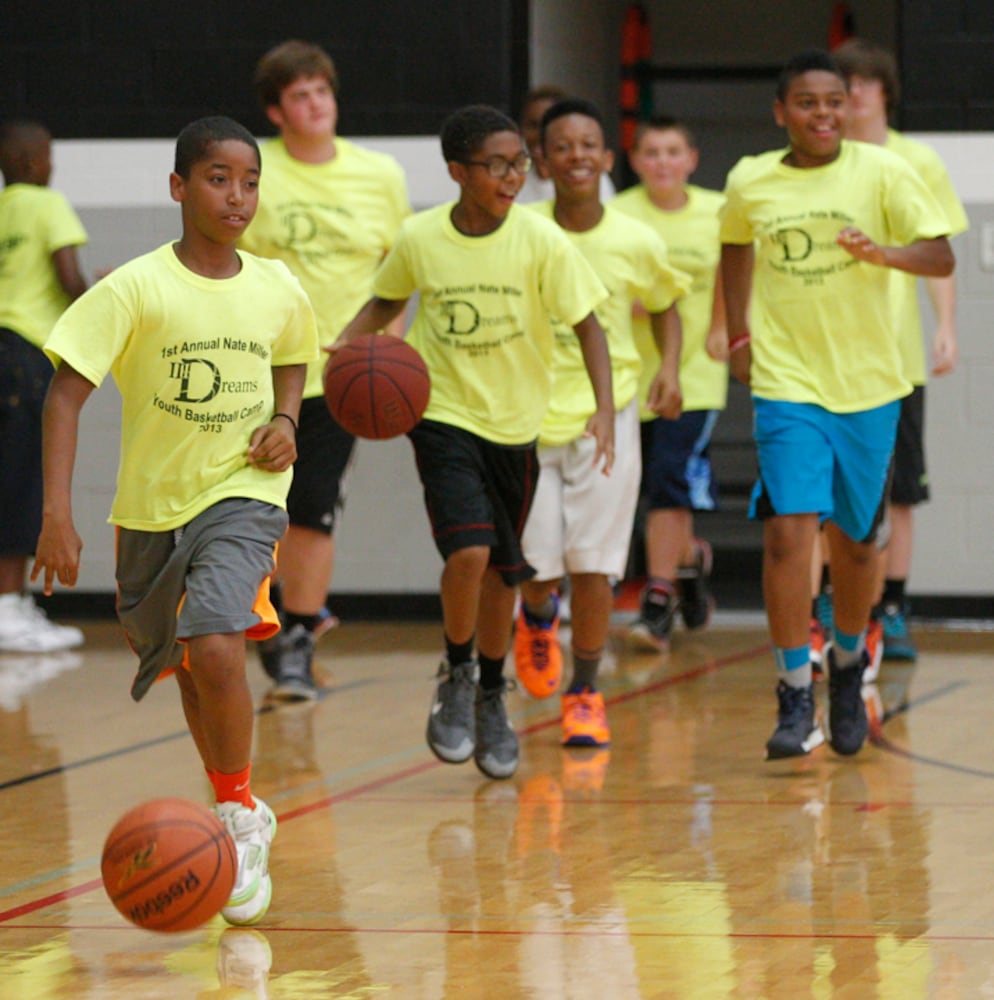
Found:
[0,676,378,793]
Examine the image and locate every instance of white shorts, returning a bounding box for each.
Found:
[522,399,641,580]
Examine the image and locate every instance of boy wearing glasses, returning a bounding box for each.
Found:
[335,104,614,779]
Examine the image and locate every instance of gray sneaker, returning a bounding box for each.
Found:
[270,624,317,702]
[427,659,478,763]
[474,681,519,779]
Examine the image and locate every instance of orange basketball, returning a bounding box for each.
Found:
[101,797,237,932]
[324,334,430,440]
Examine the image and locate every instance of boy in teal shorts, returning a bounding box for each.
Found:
[613,116,729,648]
[720,50,954,760]
[336,104,614,779]
[33,116,319,923]
[514,98,689,748]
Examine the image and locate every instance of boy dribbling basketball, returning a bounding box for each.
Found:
[33,116,319,924]
[336,104,614,780]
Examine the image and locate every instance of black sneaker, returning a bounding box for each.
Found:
[827,647,869,755]
[677,539,715,630]
[473,680,519,779]
[257,633,282,680]
[270,624,318,702]
[766,682,824,759]
[426,659,477,764]
[628,584,678,651]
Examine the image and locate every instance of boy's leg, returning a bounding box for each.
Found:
[561,571,613,747]
[516,446,566,698]
[427,545,489,766]
[473,566,520,779]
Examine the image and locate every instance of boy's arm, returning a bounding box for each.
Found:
[836,230,955,278]
[646,304,683,420]
[31,364,95,594]
[248,363,307,473]
[573,312,615,475]
[51,246,88,301]
[720,242,754,385]
[333,297,409,350]
[925,274,958,376]
[705,267,729,361]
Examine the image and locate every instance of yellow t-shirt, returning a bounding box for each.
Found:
[612,184,728,415]
[240,137,411,399]
[884,130,969,385]
[373,202,608,445]
[0,184,88,348]
[528,201,690,446]
[720,141,951,412]
[44,244,319,531]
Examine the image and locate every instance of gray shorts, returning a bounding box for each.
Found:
[116,498,288,702]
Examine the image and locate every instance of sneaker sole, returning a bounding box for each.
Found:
[765,724,825,760]
[563,733,610,748]
[426,726,474,764]
[626,624,670,653]
[269,681,319,702]
[473,751,518,780]
[222,874,273,926]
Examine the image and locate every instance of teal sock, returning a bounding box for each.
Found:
[774,644,812,689]
[832,626,864,669]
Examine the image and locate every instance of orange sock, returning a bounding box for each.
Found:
[210,764,255,809]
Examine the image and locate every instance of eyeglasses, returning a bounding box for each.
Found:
[462,153,532,178]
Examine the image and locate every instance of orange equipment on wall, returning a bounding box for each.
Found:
[620,2,652,154]
[828,2,857,49]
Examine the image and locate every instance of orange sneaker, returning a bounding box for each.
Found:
[810,618,826,680]
[561,688,611,747]
[514,598,562,699]
[863,618,884,684]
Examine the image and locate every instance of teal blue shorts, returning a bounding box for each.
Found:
[749,396,901,543]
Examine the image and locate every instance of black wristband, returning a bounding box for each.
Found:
[272,411,298,433]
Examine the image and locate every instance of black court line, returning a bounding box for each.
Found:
[869,679,994,778]
[0,677,378,793]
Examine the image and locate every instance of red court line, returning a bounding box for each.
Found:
[0,640,769,926]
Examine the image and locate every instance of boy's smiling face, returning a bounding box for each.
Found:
[775,69,849,167]
[541,112,613,201]
[449,129,528,225]
[170,139,260,245]
[629,127,698,197]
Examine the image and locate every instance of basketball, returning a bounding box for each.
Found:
[324,334,430,440]
[101,797,237,932]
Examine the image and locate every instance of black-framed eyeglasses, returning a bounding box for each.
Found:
[462,153,532,178]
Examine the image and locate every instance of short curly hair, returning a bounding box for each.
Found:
[440,104,518,163]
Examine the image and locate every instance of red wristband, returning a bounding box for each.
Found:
[728,333,751,353]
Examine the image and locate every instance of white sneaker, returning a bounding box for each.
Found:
[216,927,272,997]
[214,798,277,926]
[0,594,84,653]
[0,650,83,711]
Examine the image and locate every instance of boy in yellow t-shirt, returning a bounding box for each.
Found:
[240,40,411,700]
[33,116,319,925]
[720,50,954,761]
[336,104,614,780]
[515,99,689,749]
[613,117,728,649]
[0,120,88,653]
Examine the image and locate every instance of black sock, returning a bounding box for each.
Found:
[478,653,505,691]
[819,563,831,594]
[284,611,320,633]
[445,635,475,667]
[883,578,906,607]
[568,652,601,692]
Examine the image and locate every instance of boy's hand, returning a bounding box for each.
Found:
[837,227,886,266]
[647,369,683,420]
[705,327,729,361]
[583,408,615,477]
[31,516,83,595]
[932,323,957,375]
[247,419,297,472]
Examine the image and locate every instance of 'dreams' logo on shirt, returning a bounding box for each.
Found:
[440,300,480,335]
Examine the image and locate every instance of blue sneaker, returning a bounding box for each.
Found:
[880,602,917,661]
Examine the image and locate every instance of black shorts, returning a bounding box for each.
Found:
[890,385,928,506]
[0,328,53,556]
[642,409,719,511]
[408,419,538,586]
[286,396,356,534]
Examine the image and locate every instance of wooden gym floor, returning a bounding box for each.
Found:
[0,609,992,998]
